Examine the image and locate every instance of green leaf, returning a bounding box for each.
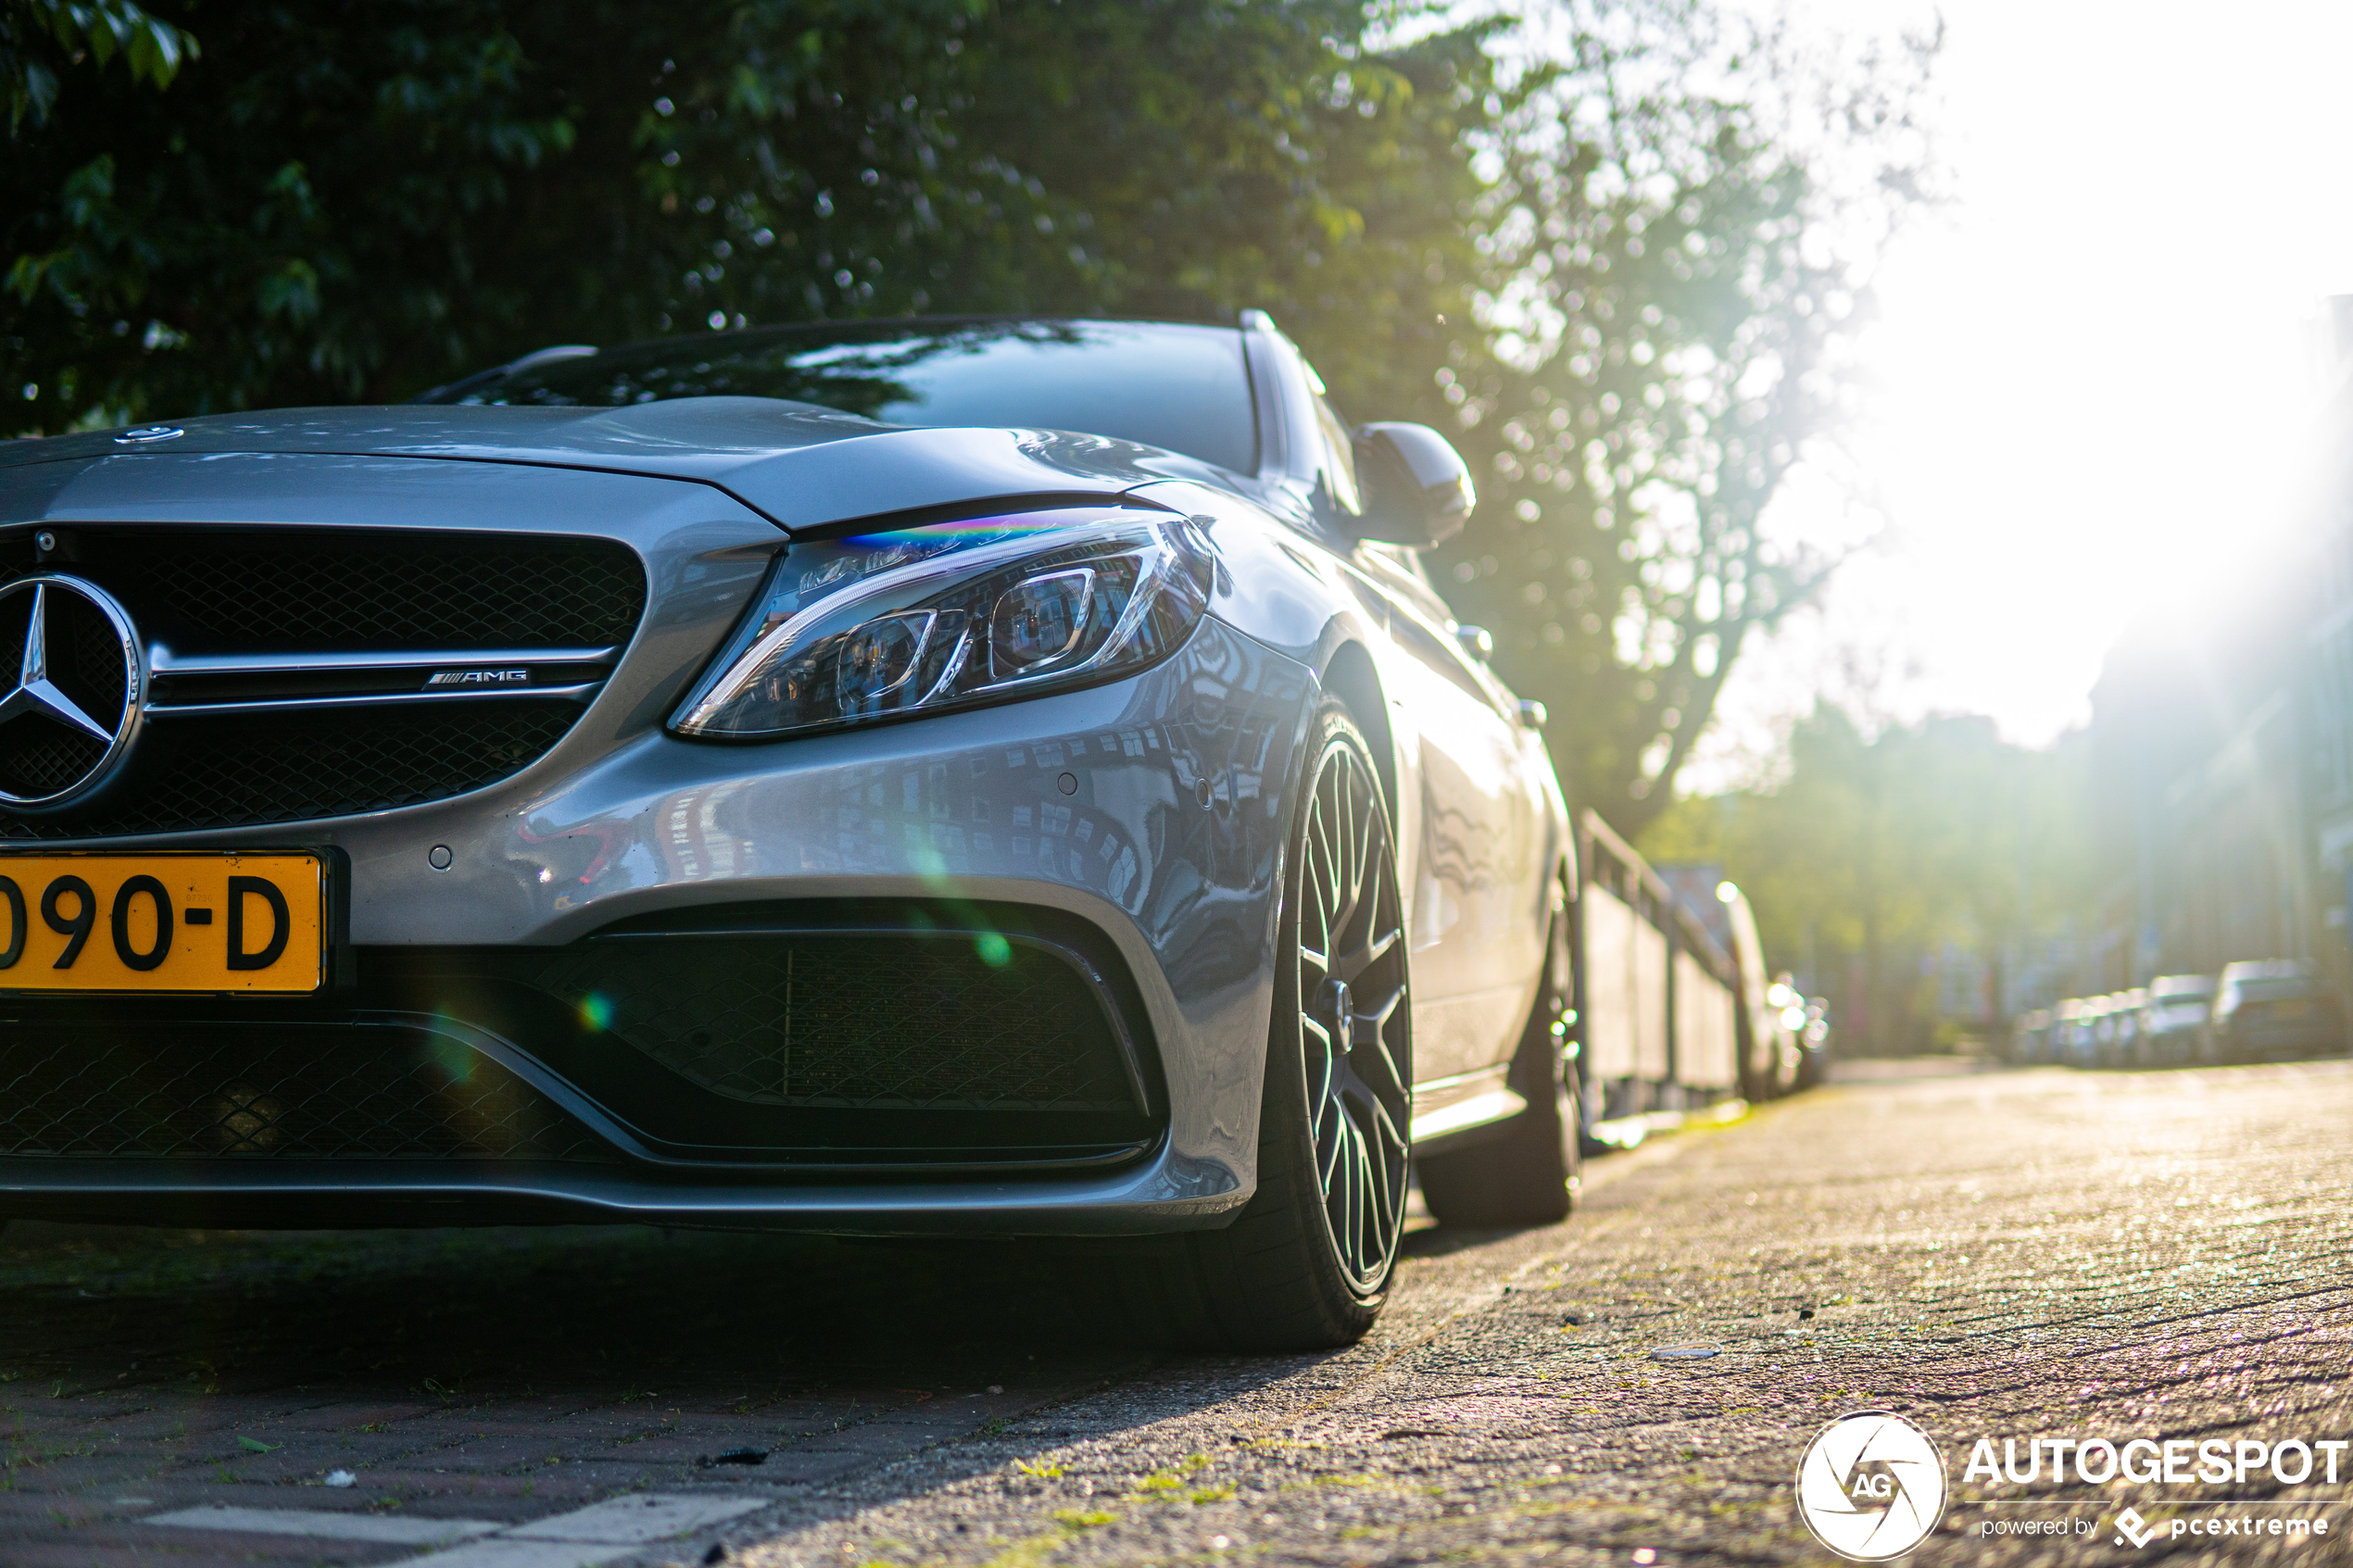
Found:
[238,1436,281,1453]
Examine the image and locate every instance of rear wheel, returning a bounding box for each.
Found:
[1120,701,1412,1349]
[1416,897,1579,1228]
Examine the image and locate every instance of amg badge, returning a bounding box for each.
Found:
[425,669,530,687]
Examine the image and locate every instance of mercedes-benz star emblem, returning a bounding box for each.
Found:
[0,575,143,809]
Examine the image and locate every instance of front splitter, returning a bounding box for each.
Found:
[0,1144,1250,1236]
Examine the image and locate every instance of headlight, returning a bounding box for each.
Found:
[671,505,1214,740]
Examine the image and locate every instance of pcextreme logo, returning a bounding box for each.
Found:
[1794,1411,1948,1562]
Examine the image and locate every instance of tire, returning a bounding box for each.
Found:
[1415,897,1580,1228]
[1117,700,1413,1350]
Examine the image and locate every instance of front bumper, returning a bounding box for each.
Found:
[1,618,1315,1234]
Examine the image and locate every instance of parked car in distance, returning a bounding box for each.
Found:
[2047,997,2089,1067]
[2093,997,2123,1066]
[1791,993,1831,1088]
[2209,961,2345,1061]
[2061,1001,2098,1072]
[2092,989,2146,1069]
[2139,973,2216,1065]
[2010,1007,2053,1064]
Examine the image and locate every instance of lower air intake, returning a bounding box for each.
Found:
[526,935,1139,1113]
[0,1022,617,1160]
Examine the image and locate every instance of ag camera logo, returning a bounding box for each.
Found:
[1796,1411,1947,1561]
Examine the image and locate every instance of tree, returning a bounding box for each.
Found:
[1428,1,1938,839]
[4,0,195,134]
[3,1,1492,429]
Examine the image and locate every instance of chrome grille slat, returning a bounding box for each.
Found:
[147,682,604,717]
[149,645,621,675]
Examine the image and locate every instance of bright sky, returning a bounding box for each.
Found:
[1692,0,2353,786]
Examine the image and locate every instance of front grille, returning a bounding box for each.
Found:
[13,529,645,654]
[1,701,580,839]
[526,935,1139,1113]
[0,526,644,837]
[0,1022,618,1160]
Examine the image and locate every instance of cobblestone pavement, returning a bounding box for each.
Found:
[5,1060,2349,1567]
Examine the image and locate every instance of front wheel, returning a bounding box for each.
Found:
[1119,700,1412,1349]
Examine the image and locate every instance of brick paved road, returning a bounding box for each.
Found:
[6,1060,2350,1566]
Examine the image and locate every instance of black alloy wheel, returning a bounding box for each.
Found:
[1291,717,1414,1292]
[1114,701,1412,1348]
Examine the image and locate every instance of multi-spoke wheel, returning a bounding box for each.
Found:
[1121,700,1412,1349]
[1291,719,1412,1292]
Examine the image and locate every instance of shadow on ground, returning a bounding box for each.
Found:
[0,1221,1163,1407]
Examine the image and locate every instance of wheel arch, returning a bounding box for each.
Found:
[1318,638,1397,832]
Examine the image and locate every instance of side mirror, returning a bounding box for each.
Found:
[1350,422,1475,546]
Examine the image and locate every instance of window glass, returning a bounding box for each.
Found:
[1312,390,1361,513]
[1290,350,1360,512]
[2237,977,2313,1002]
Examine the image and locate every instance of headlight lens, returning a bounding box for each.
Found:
[671,506,1214,740]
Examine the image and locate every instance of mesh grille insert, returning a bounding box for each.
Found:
[0,1023,618,1160]
[0,701,580,839]
[0,730,107,798]
[49,530,646,654]
[526,935,1140,1114]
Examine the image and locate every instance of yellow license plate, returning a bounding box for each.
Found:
[0,852,325,994]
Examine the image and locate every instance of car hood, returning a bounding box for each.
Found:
[0,399,1241,533]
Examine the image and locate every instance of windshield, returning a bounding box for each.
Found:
[422,318,1260,475]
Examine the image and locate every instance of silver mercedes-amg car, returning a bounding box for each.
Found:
[0,313,1576,1348]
